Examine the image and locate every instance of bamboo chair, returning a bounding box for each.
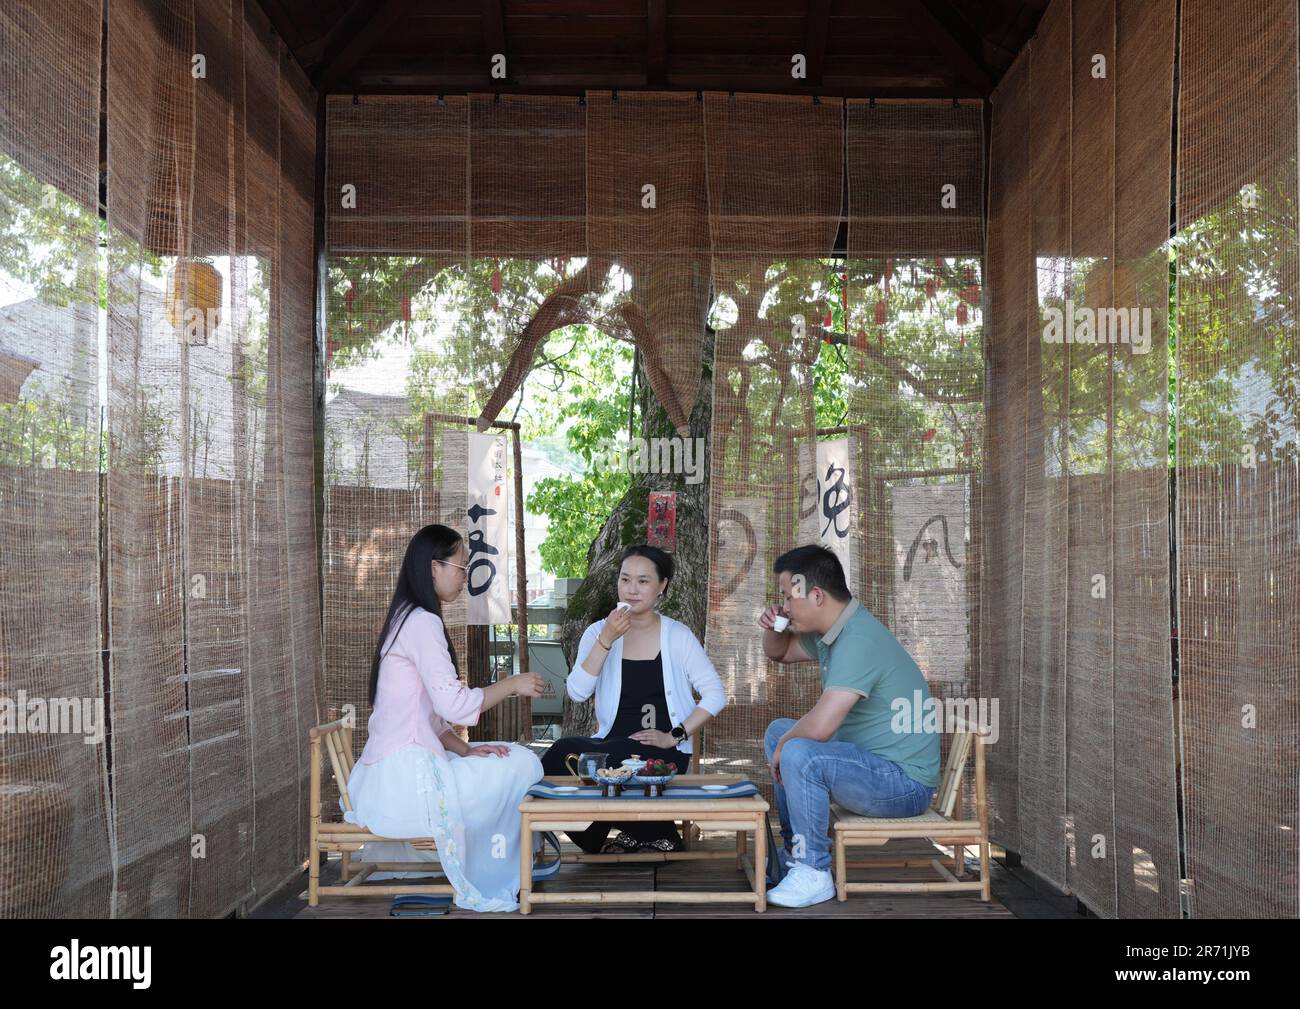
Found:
[308,715,454,906]
[830,718,992,901]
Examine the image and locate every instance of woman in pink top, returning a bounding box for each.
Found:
[343,524,545,912]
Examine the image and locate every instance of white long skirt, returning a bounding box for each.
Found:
[342,742,544,912]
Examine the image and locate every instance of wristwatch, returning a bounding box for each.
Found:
[670,724,687,743]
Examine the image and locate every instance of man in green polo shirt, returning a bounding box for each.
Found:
[759,545,939,907]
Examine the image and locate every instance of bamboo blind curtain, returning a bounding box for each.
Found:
[0,0,112,918]
[1175,0,1300,919]
[986,0,1186,919]
[103,0,319,917]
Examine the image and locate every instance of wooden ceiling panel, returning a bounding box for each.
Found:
[260,0,1042,96]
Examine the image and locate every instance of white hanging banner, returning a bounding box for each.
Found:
[891,482,968,683]
[815,437,853,587]
[466,431,511,625]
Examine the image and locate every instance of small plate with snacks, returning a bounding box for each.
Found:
[631,758,678,785]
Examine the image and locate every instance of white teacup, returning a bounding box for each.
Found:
[772,614,790,633]
[616,601,631,611]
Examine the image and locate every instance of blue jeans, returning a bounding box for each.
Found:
[764,718,934,872]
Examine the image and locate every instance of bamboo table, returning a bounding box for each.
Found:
[518,774,770,913]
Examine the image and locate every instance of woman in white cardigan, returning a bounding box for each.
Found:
[540,544,727,853]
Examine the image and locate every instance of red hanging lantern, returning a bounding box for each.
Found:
[491,268,502,295]
[965,265,975,286]
[874,300,887,326]
[922,428,937,444]
[855,328,867,350]
[964,284,980,305]
[401,295,411,322]
[956,302,968,326]
[959,332,967,348]
[925,278,936,301]
[823,308,833,328]
[344,281,356,312]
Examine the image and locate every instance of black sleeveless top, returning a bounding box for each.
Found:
[607,651,670,738]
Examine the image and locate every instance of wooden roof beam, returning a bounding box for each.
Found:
[646,0,667,86]
[482,0,508,83]
[907,0,994,93]
[318,0,416,89]
[803,0,832,87]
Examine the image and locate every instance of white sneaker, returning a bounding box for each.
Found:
[767,862,836,907]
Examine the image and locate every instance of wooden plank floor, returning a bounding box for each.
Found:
[281,830,1022,920]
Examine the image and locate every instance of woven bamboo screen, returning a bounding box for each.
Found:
[103,0,319,916]
[986,0,1181,918]
[702,93,842,784]
[0,0,111,917]
[844,100,986,795]
[1176,0,1300,918]
[323,93,597,751]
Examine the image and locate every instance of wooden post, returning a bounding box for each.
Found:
[519,812,532,915]
[512,425,530,741]
[835,829,847,901]
[976,736,991,901]
[309,734,321,907]
[753,813,767,912]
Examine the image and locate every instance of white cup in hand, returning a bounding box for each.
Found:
[616,601,631,611]
[772,614,790,632]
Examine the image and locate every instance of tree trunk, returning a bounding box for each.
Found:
[557,315,715,737]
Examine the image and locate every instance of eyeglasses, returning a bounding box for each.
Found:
[437,559,469,573]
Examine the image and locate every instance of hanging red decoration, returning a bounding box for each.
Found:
[344,281,356,313]
[855,328,867,350]
[401,295,411,322]
[963,438,974,457]
[959,333,967,348]
[874,300,887,326]
[964,284,980,305]
[885,258,894,282]
[925,278,936,301]
[922,428,937,444]
[956,302,968,326]
[491,268,502,295]
[965,265,975,287]
[823,308,833,328]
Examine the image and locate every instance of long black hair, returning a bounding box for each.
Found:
[368,523,463,706]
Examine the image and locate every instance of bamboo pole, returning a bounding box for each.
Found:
[835,834,847,901]
[526,891,760,905]
[844,881,983,894]
[512,424,530,739]
[309,734,321,906]
[519,813,532,914]
[976,735,991,901]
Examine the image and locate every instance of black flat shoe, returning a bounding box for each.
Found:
[600,831,640,854]
[640,836,685,853]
